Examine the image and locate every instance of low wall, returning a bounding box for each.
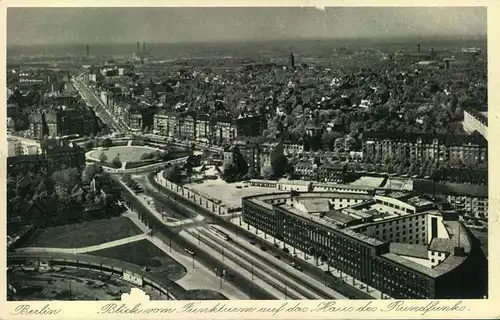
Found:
[156,172,229,216]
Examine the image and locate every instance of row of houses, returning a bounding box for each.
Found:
[362,130,488,165]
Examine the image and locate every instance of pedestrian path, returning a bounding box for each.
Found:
[16,234,148,254]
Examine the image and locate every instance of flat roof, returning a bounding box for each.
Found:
[278,203,385,247]
[296,198,330,213]
[390,243,429,259]
[406,196,434,208]
[325,209,359,224]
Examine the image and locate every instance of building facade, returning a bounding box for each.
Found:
[462,108,487,140]
[363,131,487,165]
[242,190,487,299]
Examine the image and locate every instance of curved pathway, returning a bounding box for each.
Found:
[16,234,148,254]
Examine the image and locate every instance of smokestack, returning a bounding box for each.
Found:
[136,42,140,55]
[143,42,146,54]
[445,60,450,70]
[86,44,89,57]
[417,44,421,53]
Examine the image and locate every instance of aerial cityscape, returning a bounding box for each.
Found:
[6,7,488,301]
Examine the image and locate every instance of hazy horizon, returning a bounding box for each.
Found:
[7,7,487,46]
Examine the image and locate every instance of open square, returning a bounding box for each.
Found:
[183,179,276,209]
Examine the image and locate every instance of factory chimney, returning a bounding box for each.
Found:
[417,44,421,53]
[86,44,89,58]
[136,42,140,55]
[445,60,450,70]
[143,42,146,54]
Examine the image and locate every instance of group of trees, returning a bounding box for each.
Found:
[98,152,122,168]
[7,163,120,227]
[140,150,170,162]
[121,174,143,192]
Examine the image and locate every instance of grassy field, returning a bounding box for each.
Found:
[89,239,187,281]
[184,180,274,208]
[90,146,160,162]
[21,217,143,248]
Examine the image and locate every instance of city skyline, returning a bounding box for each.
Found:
[7,7,487,46]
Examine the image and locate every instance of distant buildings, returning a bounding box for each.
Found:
[363,131,487,165]
[28,107,99,139]
[7,140,85,175]
[413,179,488,219]
[152,111,266,144]
[293,160,347,183]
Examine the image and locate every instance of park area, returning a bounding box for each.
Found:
[89,239,187,281]
[183,179,275,209]
[89,146,162,162]
[20,216,143,248]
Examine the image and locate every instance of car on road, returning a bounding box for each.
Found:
[274,255,282,260]
[185,248,196,256]
[260,246,267,251]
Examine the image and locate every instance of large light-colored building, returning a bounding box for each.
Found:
[463,109,487,140]
[243,190,487,299]
[7,137,40,157]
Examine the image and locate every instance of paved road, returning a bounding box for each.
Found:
[200,226,347,299]
[192,227,325,299]
[146,172,373,299]
[73,78,127,133]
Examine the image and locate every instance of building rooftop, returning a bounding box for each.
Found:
[406,196,434,208]
[295,198,330,213]
[277,179,312,186]
[390,243,429,259]
[324,209,359,225]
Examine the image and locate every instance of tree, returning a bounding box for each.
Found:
[245,166,259,180]
[261,165,275,180]
[111,155,122,168]
[271,154,289,179]
[221,161,237,182]
[164,165,182,183]
[101,138,113,148]
[99,152,108,163]
[51,168,81,192]
[85,141,95,150]
[83,163,101,183]
[334,137,345,152]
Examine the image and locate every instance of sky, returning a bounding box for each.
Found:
[7,7,487,46]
